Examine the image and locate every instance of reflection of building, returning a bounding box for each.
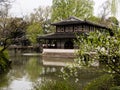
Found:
[38,16,111,49]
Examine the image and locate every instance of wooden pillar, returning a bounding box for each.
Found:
[46,40,48,48]
[60,39,61,49]
[82,24,84,31]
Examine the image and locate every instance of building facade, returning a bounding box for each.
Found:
[38,16,111,49]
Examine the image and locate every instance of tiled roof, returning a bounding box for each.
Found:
[51,16,109,29]
[51,16,83,25]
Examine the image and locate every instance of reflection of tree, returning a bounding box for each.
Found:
[9,55,28,78]
[26,57,42,82]
[0,55,43,89]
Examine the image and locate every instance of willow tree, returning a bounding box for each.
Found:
[51,0,94,22]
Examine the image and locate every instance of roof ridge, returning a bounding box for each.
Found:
[68,16,83,21]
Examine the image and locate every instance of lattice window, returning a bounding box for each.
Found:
[74,25,82,32]
[57,26,64,32]
[65,26,73,32]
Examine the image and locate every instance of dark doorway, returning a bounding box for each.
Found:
[64,40,74,49]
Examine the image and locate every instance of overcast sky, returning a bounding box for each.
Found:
[10,0,120,20]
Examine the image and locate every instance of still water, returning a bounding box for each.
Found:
[0,51,102,90]
[0,52,74,90]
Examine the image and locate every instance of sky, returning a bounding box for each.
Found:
[10,0,120,20]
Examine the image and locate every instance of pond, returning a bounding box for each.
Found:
[0,51,102,90]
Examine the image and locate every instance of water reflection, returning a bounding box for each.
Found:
[43,57,74,67]
[0,72,10,89]
[8,77,32,90]
[0,54,43,90]
[26,57,42,81]
[0,52,102,90]
[0,53,72,90]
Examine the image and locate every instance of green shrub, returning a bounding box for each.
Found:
[33,80,78,90]
[113,74,120,86]
[110,86,120,90]
[0,49,10,73]
[84,74,114,90]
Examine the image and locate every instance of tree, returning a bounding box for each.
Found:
[76,31,120,75]
[0,0,13,52]
[0,0,27,51]
[9,18,28,45]
[106,16,119,33]
[110,0,120,16]
[99,0,120,18]
[26,6,51,44]
[51,0,94,22]
[26,22,43,44]
[0,0,25,72]
[0,17,27,52]
[25,6,51,23]
[98,1,111,22]
[96,1,119,33]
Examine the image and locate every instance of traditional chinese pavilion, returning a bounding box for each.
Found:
[38,16,111,49]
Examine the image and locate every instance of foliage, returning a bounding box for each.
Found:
[99,0,120,17]
[88,76,120,90]
[0,0,14,73]
[8,18,27,44]
[32,79,78,90]
[88,16,101,24]
[76,30,120,75]
[106,17,119,32]
[98,0,111,21]
[0,18,27,51]
[110,86,120,90]
[26,6,52,44]
[0,48,9,73]
[0,0,12,17]
[98,0,120,26]
[0,0,27,52]
[26,22,43,44]
[25,6,52,34]
[109,0,120,16]
[84,74,114,90]
[26,6,51,23]
[51,0,94,22]
[113,74,120,86]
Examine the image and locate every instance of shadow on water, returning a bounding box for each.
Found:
[0,50,103,90]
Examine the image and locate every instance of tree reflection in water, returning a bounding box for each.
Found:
[26,57,43,81]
